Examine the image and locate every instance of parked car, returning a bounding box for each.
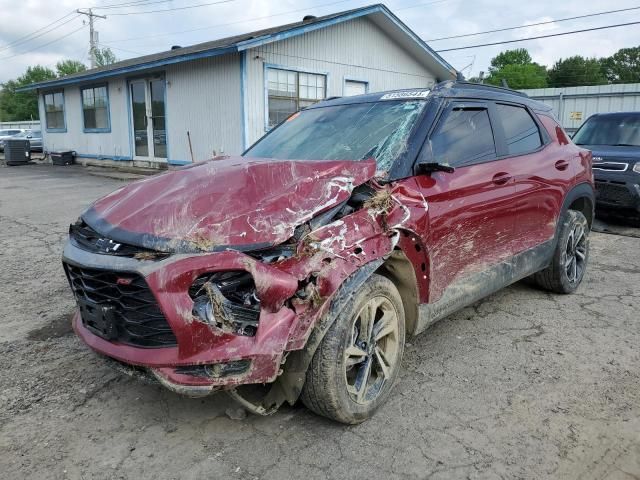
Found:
[0,129,25,151]
[573,112,640,213]
[62,82,594,424]
[10,129,43,151]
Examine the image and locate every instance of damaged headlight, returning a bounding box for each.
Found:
[190,271,260,336]
[633,162,640,174]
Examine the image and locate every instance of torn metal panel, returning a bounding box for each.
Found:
[84,157,377,253]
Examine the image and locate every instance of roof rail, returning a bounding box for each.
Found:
[435,81,529,98]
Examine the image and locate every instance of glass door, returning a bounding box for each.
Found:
[129,77,167,162]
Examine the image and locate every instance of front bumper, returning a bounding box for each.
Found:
[63,240,300,393]
[594,170,640,212]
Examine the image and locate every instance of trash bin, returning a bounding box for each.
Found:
[4,139,31,165]
[50,151,75,166]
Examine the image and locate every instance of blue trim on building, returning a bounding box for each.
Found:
[75,153,133,161]
[80,83,112,133]
[168,159,191,165]
[17,46,237,92]
[240,50,248,150]
[162,75,171,163]
[263,63,330,132]
[125,79,134,159]
[237,5,381,51]
[43,89,67,133]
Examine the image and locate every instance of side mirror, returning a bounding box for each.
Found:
[26,135,32,139]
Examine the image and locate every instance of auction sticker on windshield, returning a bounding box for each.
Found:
[380,90,430,100]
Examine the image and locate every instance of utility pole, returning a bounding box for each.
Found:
[76,8,107,69]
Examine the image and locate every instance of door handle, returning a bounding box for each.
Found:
[492,172,512,185]
[555,160,569,171]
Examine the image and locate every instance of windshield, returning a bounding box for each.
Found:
[244,100,427,171]
[573,114,640,147]
[13,131,31,138]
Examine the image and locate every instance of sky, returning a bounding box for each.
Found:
[1,0,639,83]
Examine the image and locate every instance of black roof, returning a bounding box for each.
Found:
[308,81,553,112]
[18,3,456,91]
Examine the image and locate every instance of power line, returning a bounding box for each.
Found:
[427,5,640,42]
[0,12,77,52]
[436,20,640,52]
[107,0,236,16]
[97,42,143,55]
[0,23,90,61]
[104,0,359,42]
[93,0,174,10]
[104,0,451,44]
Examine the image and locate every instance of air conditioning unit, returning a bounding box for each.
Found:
[4,139,30,165]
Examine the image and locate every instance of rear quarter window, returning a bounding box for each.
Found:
[495,104,542,155]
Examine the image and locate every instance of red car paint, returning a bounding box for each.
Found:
[64,85,594,406]
[89,157,376,248]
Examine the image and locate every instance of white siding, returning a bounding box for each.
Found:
[244,17,437,146]
[521,83,640,133]
[165,54,242,161]
[40,78,130,159]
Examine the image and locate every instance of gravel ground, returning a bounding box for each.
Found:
[1,164,639,480]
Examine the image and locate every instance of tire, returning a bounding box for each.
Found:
[532,209,590,294]
[301,274,405,424]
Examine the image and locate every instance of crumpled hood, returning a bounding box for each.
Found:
[83,156,377,252]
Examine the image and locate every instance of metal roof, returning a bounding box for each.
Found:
[304,81,553,113]
[18,3,456,92]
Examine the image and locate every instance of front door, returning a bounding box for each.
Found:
[130,77,167,162]
[416,101,519,302]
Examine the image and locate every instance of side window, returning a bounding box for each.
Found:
[495,103,542,155]
[430,106,496,167]
[44,91,65,130]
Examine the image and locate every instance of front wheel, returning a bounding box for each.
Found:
[301,274,405,424]
[532,209,590,294]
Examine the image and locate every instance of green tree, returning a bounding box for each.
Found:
[486,63,548,89]
[94,47,118,67]
[489,48,533,71]
[600,47,640,83]
[485,49,547,89]
[0,66,56,121]
[547,56,607,87]
[56,59,87,77]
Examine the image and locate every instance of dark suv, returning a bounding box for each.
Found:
[63,81,594,424]
[573,112,640,213]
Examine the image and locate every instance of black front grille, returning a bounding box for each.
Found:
[593,161,628,172]
[64,263,177,348]
[595,181,636,206]
[69,221,170,260]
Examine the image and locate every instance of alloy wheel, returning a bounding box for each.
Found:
[343,295,400,405]
[564,222,587,284]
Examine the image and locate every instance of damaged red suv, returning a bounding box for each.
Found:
[63,82,594,424]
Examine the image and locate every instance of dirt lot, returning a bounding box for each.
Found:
[1,164,639,480]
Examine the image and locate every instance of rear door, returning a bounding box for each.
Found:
[492,103,573,252]
[414,100,519,301]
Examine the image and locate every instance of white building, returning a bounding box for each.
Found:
[20,4,456,168]
[521,83,640,134]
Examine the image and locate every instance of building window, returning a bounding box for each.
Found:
[44,91,65,131]
[82,85,110,132]
[344,79,368,97]
[267,67,326,128]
